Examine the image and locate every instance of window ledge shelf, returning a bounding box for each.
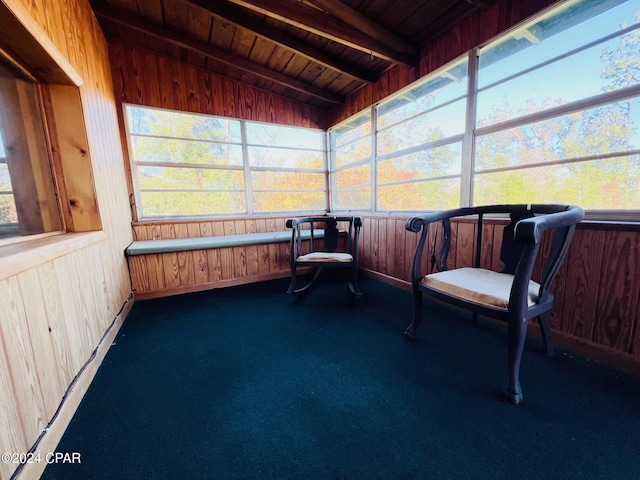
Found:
[0,231,107,281]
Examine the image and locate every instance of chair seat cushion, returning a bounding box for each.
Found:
[297,252,353,262]
[422,267,540,309]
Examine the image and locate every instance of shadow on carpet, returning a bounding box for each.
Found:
[42,277,640,480]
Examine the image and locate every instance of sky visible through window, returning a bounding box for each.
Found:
[477,0,640,130]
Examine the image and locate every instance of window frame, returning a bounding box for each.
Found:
[328,0,640,222]
[0,0,100,250]
[124,104,328,221]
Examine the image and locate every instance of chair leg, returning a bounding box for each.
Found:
[289,266,322,295]
[505,314,527,405]
[287,264,297,294]
[349,264,362,298]
[538,313,555,357]
[404,286,423,340]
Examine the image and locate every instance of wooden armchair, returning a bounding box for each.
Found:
[404,204,584,404]
[286,216,362,298]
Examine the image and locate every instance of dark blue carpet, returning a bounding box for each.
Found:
[42,276,640,480]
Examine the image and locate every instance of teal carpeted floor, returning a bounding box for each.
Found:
[41,276,640,480]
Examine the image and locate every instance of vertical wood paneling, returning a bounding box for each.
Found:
[0,278,49,446]
[455,222,475,268]
[479,224,494,269]
[392,218,405,280]
[556,230,605,337]
[187,223,209,284]
[593,232,640,352]
[0,336,25,479]
[110,41,322,128]
[18,270,68,419]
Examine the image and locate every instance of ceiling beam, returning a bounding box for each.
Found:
[302,0,415,56]
[92,3,345,104]
[186,0,377,83]
[223,0,417,66]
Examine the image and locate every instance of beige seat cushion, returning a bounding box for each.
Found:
[422,267,540,309]
[297,252,353,263]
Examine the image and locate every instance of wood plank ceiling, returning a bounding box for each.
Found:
[91,0,492,111]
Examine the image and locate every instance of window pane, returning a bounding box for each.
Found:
[0,193,16,224]
[130,137,243,166]
[478,0,638,88]
[334,136,371,168]
[251,171,325,191]
[378,179,460,211]
[253,192,325,213]
[334,165,370,189]
[478,29,640,127]
[377,60,468,126]
[332,113,371,147]
[137,166,244,190]
[246,122,323,149]
[127,106,241,142]
[474,155,640,209]
[333,187,371,210]
[248,146,323,169]
[378,143,462,184]
[140,191,246,216]
[377,100,466,156]
[0,163,10,190]
[475,97,640,171]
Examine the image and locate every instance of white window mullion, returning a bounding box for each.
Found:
[371,105,378,213]
[461,48,478,208]
[240,120,253,215]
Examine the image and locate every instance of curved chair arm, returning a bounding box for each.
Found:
[514,205,585,244]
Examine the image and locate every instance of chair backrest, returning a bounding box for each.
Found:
[286,216,362,257]
[409,204,584,301]
[499,211,535,275]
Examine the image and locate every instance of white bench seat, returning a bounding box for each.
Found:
[125,229,325,256]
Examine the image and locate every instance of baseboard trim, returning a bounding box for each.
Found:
[361,268,411,291]
[13,294,134,480]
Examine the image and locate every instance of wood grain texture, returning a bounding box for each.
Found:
[324,0,557,128]
[1,1,133,476]
[110,40,322,128]
[127,216,296,296]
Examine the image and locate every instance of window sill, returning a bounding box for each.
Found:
[0,231,107,281]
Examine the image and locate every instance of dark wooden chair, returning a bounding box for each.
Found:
[404,204,584,404]
[286,216,362,298]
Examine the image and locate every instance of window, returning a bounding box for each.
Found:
[329,0,640,220]
[329,111,372,211]
[475,0,640,214]
[246,122,326,213]
[125,105,326,219]
[0,54,61,240]
[375,59,468,212]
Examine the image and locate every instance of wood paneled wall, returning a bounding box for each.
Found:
[129,217,295,299]
[359,216,640,370]
[324,0,558,127]
[0,1,133,479]
[109,41,322,129]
